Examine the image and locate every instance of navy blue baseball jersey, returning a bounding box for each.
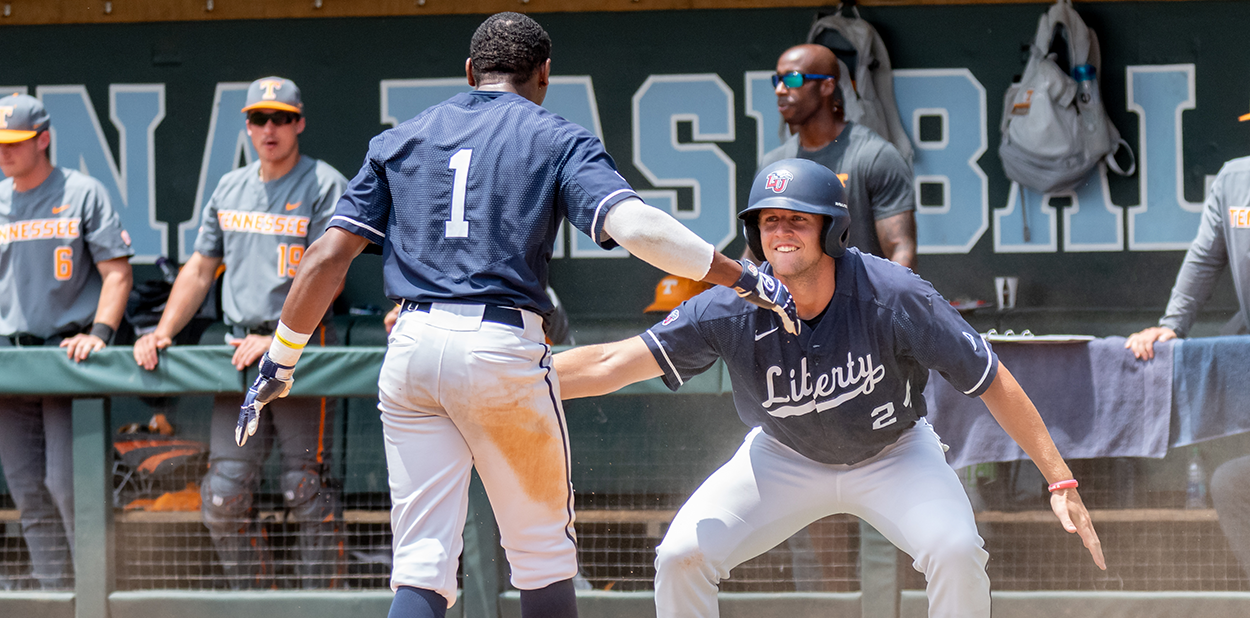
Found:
[643,249,998,465]
[331,91,637,316]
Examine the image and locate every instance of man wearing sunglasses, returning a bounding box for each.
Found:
[754,44,917,271]
[132,76,348,589]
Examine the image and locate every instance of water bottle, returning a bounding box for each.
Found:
[1185,447,1208,509]
[1073,64,1100,133]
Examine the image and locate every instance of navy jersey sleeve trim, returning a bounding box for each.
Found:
[328,214,385,245]
[963,334,997,396]
[591,188,639,246]
[643,329,685,391]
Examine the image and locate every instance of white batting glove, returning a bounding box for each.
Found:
[236,353,294,446]
[732,259,801,336]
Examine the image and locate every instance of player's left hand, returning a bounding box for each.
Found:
[237,353,294,447]
[60,333,106,363]
[732,258,801,336]
[1050,487,1106,570]
[229,334,273,370]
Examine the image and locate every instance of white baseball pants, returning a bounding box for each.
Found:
[654,419,989,618]
[379,303,578,606]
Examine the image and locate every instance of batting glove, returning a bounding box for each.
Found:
[732,259,801,336]
[236,353,294,447]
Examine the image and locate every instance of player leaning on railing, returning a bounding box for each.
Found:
[233,12,798,618]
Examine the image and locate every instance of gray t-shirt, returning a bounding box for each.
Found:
[761,122,914,259]
[0,168,134,337]
[193,156,347,328]
[1159,156,1250,337]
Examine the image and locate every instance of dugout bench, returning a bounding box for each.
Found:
[2,343,1250,618]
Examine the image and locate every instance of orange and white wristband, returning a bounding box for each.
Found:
[268,321,310,367]
[1048,479,1079,492]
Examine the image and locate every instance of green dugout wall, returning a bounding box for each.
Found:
[0,1,1248,332]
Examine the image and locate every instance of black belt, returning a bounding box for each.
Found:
[229,322,277,338]
[400,301,525,329]
[8,334,47,346]
[7,327,83,347]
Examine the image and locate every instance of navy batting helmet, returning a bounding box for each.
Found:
[739,158,851,260]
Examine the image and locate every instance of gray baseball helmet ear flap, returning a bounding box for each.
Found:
[740,158,851,259]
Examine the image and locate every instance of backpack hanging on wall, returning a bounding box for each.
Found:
[998,0,1135,195]
[807,2,914,165]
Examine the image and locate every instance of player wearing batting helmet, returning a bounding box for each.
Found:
[554,159,1105,618]
[132,76,349,589]
[0,93,134,589]
[234,12,803,618]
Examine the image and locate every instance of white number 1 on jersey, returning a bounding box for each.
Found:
[445,148,472,238]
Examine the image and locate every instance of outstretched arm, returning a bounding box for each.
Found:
[980,362,1106,570]
[553,336,663,400]
[236,227,369,447]
[603,198,799,335]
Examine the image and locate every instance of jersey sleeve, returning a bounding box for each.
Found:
[1158,169,1231,337]
[866,142,916,221]
[894,283,998,397]
[79,180,135,262]
[329,138,391,246]
[639,300,722,391]
[193,187,226,258]
[557,129,638,250]
[308,163,349,243]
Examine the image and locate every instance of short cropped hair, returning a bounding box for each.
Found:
[469,12,552,83]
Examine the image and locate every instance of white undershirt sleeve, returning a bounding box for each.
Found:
[601,198,714,281]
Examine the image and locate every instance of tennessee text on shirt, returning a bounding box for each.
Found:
[761,353,887,419]
[214,210,310,237]
[1230,207,1250,228]
[0,218,81,244]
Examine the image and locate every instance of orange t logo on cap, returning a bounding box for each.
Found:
[260,80,283,100]
[0,106,13,129]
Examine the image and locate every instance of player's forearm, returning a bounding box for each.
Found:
[93,257,133,330]
[875,211,917,270]
[278,227,368,336]
[980,362,1074,484]
[553,336,662,400]
[153,254,220,340]
[602,198,714,281]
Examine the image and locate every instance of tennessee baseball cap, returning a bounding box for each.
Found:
[240,77,303,115]
[0,93,50,144]
[644,275,712,314]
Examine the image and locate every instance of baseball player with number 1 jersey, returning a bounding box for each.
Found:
[555,159,1105,618]
[0,93,134,589]
[133,77,347,589]
[234,13,801,618]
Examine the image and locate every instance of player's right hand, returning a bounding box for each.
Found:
[133,332,174,371]
[1125,326,1176,361]
[732,258,801,336]
[1050,486,1106,570]
[236,353,294,447]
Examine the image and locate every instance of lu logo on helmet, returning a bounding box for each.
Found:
[765,170,794,193]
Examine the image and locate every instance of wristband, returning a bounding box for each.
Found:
[89,322,115,344]
[1048,479,1079,492]
[268,321,311,366]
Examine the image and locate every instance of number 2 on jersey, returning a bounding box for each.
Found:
[445,148,472,238]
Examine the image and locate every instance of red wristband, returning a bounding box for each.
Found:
[1048,479,1079,492]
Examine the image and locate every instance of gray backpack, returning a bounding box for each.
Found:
[807,4,913,165]
[998,0,1134,194]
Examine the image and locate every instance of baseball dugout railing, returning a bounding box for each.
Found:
[2,343,1250,618]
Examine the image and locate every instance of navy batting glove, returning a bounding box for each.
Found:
[237,353,294,447]
[732,259,801,336]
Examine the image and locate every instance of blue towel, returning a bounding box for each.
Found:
[1172,335,1250,446]
[923,336,1173,468]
